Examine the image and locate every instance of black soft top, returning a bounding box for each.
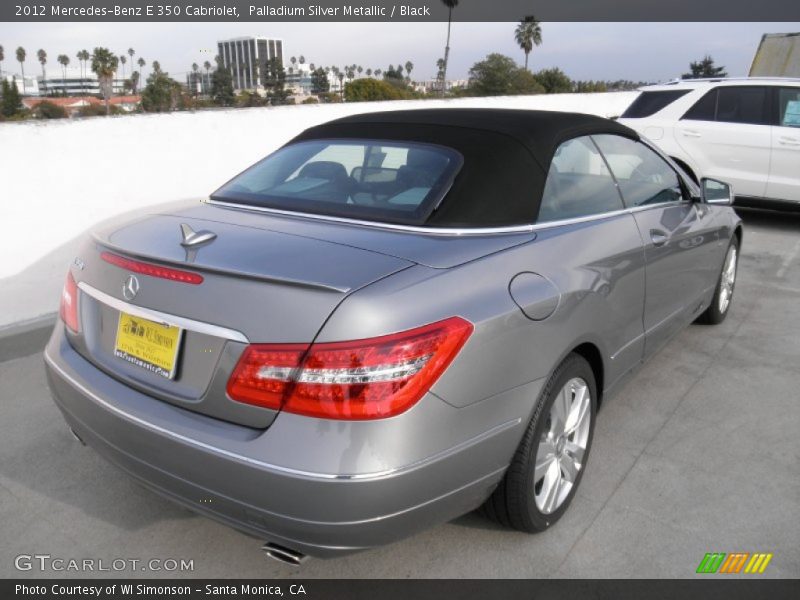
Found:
[291,108,639,227]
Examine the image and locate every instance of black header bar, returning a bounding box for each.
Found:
[3,0,800,22]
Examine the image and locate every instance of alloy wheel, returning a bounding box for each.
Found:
[533,377,592,514]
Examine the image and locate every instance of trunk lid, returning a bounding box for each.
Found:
[71,212,413,429]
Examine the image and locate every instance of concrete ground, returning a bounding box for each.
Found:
[0,208,798,579]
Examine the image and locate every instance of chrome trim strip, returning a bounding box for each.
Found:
[44,347,521,481]
[205,197,691,236]
[78,281,249,344]
[205,198,538,235]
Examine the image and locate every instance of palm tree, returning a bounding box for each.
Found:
[203,60,211,95]
[77,49,89,94]
[191,62,199,96]
[137,57,145,83]
[152,60,161,74]
[290,56,297,69]
[515,16,543,71]
[57,54,69,95]
[16,47,26,95]
[91,47,119,115]
[299,55,305,67]
[119,54,127,81]
[37,49,47,95]
[405,61,414,82]
[357,65,363,78]
[366,68,372,78]
[0,45,4,77]
[127,48,135,71]
[374,68,382,78]
[440,0,458,96]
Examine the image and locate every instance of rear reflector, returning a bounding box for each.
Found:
[101,251,203,285]
[227,317,473,420]
[60,271,79,332]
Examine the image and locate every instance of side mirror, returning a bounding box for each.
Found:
[701,178,733,206]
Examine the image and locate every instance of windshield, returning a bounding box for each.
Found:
[211,139,463,225]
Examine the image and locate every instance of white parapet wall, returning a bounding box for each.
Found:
[0,92,638,330]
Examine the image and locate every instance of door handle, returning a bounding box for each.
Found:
[650,229,669,247]
[778,137,800,146]
[681,129,702,138]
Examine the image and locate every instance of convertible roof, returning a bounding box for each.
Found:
[291,108,640,227]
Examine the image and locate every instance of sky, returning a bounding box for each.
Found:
[1,21,797,83]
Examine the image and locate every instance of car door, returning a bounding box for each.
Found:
[766,86,800,202]
[535,135,647,385]
[592,134,722,358]
[676,85,772,199]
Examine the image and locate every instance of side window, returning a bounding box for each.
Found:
[538,136,624,223]
[682,89,717,121]
[716,86,769,125]
[592,134,684,207]
[778,88,800,128]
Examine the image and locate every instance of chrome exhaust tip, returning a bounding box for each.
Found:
[262,542,308,566]
[69,428,86,446]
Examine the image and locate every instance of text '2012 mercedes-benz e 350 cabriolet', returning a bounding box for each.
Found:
[44,109,742,564]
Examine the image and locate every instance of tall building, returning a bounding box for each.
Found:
[217,36,284,91]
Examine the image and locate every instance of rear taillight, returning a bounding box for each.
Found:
[227,317,473,420]
[101,251,203,285]
[60,271,79,332]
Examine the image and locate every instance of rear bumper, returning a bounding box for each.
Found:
[44,324,537,558]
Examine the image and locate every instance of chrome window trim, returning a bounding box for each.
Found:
[78,281,250,343]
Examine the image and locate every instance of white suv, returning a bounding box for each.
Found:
[618,78,800,210]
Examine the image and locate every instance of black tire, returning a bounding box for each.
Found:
[696,237,739,325]
[481,353,597,532]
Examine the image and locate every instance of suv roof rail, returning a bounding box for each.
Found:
[661,76,800,85]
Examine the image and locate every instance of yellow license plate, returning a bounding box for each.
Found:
[114,312,183,379]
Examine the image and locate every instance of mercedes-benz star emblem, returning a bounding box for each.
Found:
[122,275,140,301]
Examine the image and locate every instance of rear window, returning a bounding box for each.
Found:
[621,90,691,118]
[212,140,462,225]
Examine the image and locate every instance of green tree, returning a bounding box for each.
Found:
[33,100,67,119]
[345,78,405,102]
[439,0,458,97]
[137,56,146,82]
[210,58,235,106]
[467,53,544,96]
[1,78,22,117]
[515,16,542,71]
[119,54,127,81]
[16,47,26,95]
[0,45,4,78]
[90,47,119,114]
[261,57,289,105]
[310,67,330,94]
[37,49,47,95]
[127,48,135,72]
[534,67,573,93]
[405,61,414,82]
[141,69,181,112]
[682,55,727,79]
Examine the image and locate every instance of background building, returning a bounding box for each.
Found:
[217,36,284,91]
[749,32,800,77]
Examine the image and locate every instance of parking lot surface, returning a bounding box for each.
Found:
[1,208,798,579]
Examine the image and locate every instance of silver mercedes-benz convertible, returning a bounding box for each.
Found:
[44,109,742,563]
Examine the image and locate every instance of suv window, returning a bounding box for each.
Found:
[682,86,770,125]
[621,90,692,118]
[538,136,624,223]
[778,87,800,128]
[592,134,684,207]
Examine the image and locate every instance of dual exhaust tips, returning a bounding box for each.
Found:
[262,542,308,566]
